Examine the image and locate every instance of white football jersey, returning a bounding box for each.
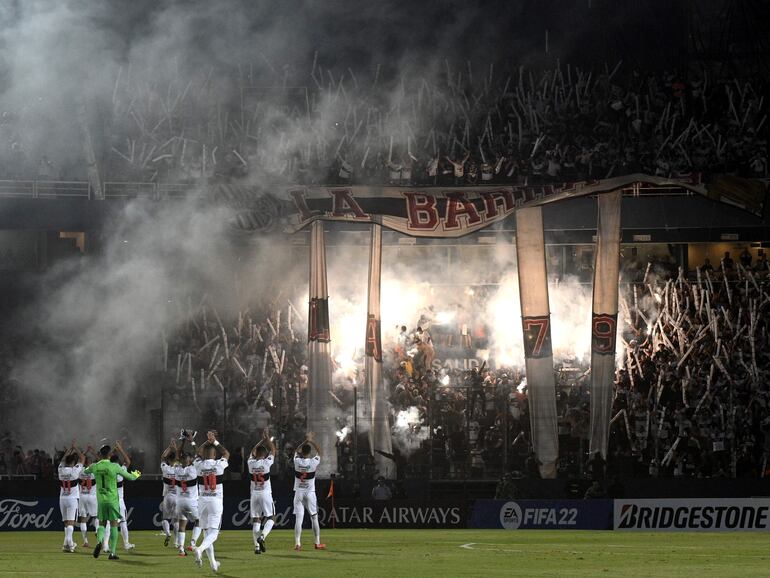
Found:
[196,458,228,500]
[161,462,178,496]
[174,464,199,499]
[58,463,83,498]
[247,455,274,495]
[117,473,125,499]
[293,455,320,492]
[79,470,96,495]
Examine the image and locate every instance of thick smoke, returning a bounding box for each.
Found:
[2,1,633,450]
[318,236,598,376]
[0,0,614,177]
[9,196,235,446]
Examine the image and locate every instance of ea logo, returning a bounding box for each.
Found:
[500,501,522,529]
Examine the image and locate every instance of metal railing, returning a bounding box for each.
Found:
[0,178,696,202]
[0,179,203,201]
[37,181,91,198]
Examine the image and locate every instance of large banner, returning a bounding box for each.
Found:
[471,499,613,530]
[307,220,337,476]
[0,497,466,531]
[224,174,769,237]
[614,499,770,532]
[516,207,558,478]
[589,190,622,458]
[365,223,395,478]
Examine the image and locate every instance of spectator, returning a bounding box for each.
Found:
[722,251,734,272]
[583,480,606,499]
[586,451,606,482]
[371,476,393,500]
[740,247,752,269]
[495,473,517,500]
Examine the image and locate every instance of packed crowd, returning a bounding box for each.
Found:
[0,433,145,481]
[161,291,310,481]
[4,254,770,483]
[0,60,767,185]
[608,258,770,480]
[374,257,770,484]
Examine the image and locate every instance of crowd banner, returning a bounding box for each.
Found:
[0,498,466,531]
[365,223,394,478]
[589,190,622,458]
[307,220,337,476]
[515,207,558,478]
[226,174,769,236]
[471,499,613,530]
[614,499,770,531]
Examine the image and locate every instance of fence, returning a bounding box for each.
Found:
[0,179,199,200]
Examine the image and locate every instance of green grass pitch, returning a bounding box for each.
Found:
[0,529,767,577]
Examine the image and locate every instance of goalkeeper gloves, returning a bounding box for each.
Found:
[130,469,142,479]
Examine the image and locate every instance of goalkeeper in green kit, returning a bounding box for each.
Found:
[84,443,141,560]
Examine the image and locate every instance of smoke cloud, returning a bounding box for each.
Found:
[2,1,639,451]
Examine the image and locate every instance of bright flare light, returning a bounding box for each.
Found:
[395,407,420,428]
[436,310,455,324]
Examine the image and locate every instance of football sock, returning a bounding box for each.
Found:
[109,526,118,554]
[80,522,88,542]
[161,519,170,536]
[294,510,304,546]
[262,519,274,539]
[198,529,219,553]
[119,520,129,546]
[311,514,321,545]
[252,522,260,545]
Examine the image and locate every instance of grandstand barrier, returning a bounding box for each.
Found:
[470,499,613,530]
[3,494,770,531]
[3,478,770,499]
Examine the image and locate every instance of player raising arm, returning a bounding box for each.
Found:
[293,432,325,551]
[174,432,201,557]
[105,439,135,552]
[160,438,179,548]
[58,439,85,552]
[248,429,276,555]
[192,430,229,573]
[85,444,141,561]
[77,444,98,548]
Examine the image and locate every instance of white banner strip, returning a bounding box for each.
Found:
[589,190,622,458]
[515,207,558,478]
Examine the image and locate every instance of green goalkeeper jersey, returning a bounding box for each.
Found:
[84,459,138,503]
